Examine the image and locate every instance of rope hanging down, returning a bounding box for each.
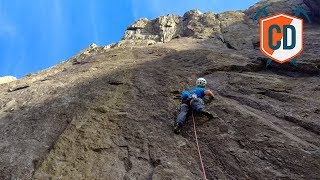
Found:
[191,111,208,180]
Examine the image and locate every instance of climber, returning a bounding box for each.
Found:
[174,78,216,134]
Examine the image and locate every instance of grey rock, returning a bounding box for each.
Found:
[122,0,319,49]
[127,18,149,30]
[1,1,320,180]
[122,9,258,49]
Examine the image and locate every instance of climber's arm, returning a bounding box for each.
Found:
[204,89,214,97]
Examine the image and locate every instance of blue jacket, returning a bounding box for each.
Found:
[181,87,206,101]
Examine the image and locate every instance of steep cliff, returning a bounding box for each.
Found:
[0,0,320,179]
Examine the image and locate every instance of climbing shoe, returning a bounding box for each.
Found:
[174,122,182,134]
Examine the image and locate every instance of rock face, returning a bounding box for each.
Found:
[0,76,17,85]
[303,0,320,23]
[0,0,320,180]
[121,0,319,49]
[245,0,320,23]
[122,9,257,50]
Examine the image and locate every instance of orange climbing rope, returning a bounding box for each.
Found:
[191,111,208,180]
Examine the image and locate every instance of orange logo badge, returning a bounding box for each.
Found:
[260,13,304,64]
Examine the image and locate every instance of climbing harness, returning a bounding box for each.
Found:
[191,111,208,180]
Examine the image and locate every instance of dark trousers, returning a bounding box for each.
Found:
[176,98,204,126]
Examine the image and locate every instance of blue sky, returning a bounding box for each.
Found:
[0,0,259,78]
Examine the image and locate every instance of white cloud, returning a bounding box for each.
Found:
[0,21,17,38]
[89,1,99,44]
[53,0,63,21]
[0,2,21,76]
[130,0,143,20]
[129,0,218,21]
[50,0,69,53]
[52,0,64,36]
[130,0,258,21]
[0,2,17,38]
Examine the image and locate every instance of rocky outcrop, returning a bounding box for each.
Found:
[245,0,320,23]
[122,9,260,50]
[122,0,318,50]
[244,0,306,18]
[124,10,217,42]
[0,76,17,85]
[123,9,224,43]
[180,10,219,39]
